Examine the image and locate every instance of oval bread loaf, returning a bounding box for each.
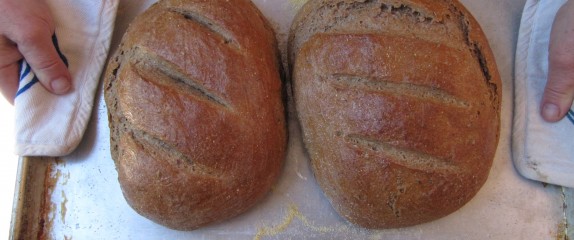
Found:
[104,0,286,230]
[289,0,501,229]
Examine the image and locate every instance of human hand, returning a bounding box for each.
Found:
[541,0,574,122]
[0,0,71,105]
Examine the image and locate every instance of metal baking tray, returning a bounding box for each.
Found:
[10,0,573,239]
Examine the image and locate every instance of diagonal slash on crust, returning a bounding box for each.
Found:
[126,122,227,179]
[167,8,240,49]
[129,45,232,109]
[330,74,469,108]
[345,134,459,174]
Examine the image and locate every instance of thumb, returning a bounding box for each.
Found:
[16,29,71,95]
[541,0,574,122]
[542,70,574,122]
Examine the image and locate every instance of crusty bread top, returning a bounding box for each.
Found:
[289,0,501,228]
[289,0,501,149]
[289,0,501,108]
[104,0,286,230]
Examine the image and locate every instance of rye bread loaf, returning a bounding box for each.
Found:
[289,0,501,229]
[104,0,286,230]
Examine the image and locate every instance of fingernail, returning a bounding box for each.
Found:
[542,103,560,121]
[51,78,71,94]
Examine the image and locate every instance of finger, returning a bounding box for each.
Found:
[541,1,574,122]
[542,70,574,122]
[0,62,20,105]
[13,27,71,95]
[0,36,22,104]
[0,36,22,65]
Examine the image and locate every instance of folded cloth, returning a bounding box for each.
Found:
[14,0,119,156]
[513,0,574,188]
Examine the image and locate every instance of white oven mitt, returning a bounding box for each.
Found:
[513,0,574,188]
[14,0,119,156]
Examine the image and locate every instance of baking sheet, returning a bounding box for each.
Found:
[10,0,572,239]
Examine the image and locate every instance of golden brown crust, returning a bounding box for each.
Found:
[290,0,501,229]
[104,0,286,230]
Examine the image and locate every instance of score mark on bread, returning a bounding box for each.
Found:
[167,8,238,47]
[330,74,470,108]
[344,134,459,174]
[129,46,231,109]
